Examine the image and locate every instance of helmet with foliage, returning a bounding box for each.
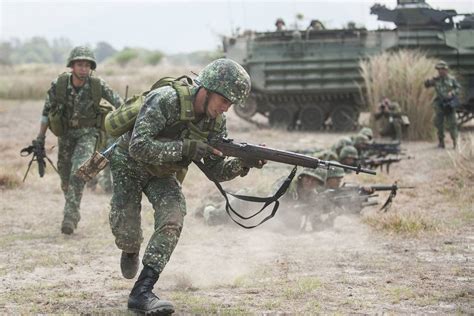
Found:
[326,164,345,179]
[339,145,359,161]
[196,58,251,106]
[299,168,326,184]
[359,127,373,140]
[67,46,97,70]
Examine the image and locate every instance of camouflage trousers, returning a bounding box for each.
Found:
[433,104,458,144]
[380,120,402,141]
[57,127,98,226]
[109,147,186,275]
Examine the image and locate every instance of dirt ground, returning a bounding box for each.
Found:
[0,100,473,314]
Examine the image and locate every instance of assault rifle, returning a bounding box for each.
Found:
[20,140,58,182]
[338,183,415,211]
[363,141,404,157]
[359,155,412,174]
[210,138,376,175]
[194,138,376,229]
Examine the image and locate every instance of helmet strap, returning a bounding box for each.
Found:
[203,90,211,118]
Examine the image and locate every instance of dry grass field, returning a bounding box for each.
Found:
[0,93,473,314]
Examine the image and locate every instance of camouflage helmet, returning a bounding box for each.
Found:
[67,46,97,70]
[196,58,251,106]
[339,145,359,161]
[326,163,345,179]
[435,60,449,70]
[352,134,370,147]
[299,168,326,184]
[359,127,373,140]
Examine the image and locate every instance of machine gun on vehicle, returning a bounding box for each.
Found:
[20,139,58,182]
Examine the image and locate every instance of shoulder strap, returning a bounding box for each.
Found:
[55,72,70,105]
[90,76,102,108]
[194,160,297,229]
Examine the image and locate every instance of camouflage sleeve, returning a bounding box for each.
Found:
[202,115,249,182]
[100,78,124,108]
[41,80,57,122]
[451,77,461,96]
[128,87,184,165]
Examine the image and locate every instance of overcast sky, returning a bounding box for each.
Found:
[1,0,473,54]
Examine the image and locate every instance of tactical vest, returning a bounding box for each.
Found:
[106,76,223,180]
[48,73,105,137]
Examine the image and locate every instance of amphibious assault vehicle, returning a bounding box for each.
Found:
[223,0,474,131]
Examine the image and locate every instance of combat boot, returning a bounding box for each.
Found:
[120,251,139,279]
[437,141,445,149]
[128,266,175,315]
[61,219,75,235]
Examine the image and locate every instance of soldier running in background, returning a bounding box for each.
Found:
[32,46,123,235]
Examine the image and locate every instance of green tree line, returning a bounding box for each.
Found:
[0,37,222,66]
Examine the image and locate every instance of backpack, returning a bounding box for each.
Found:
[105,76,219,138]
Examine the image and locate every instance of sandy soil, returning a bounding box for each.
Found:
[0,100,472,314]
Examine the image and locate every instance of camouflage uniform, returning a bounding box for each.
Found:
[42,72,122,229]
[374,101,403,141]
[109,69,250,276]
[425,64,461,146]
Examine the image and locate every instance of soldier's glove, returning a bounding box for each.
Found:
[34,135,46,148]
[239,158,266,169]
[182,139,215,161]
[424,78,434,88]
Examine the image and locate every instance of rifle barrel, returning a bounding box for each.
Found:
[212,139,376,175]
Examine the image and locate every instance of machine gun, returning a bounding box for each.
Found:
[20,139,58,182]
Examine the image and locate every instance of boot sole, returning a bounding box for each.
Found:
[128,306,174,315]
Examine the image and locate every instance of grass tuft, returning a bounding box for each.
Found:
[363,211,437,235]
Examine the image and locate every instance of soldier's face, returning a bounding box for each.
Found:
[71,60,92,80]
[326,177,342,189]
[300,175,319,191]
[206,93,232,118]
[438,69,448,77]
[342,158,356,166]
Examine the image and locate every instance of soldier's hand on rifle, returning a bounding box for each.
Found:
[361,186,375,195]
[239,158,267,169]
[34,135,46,148]
[447,91,453,98]
[182,139,222,161]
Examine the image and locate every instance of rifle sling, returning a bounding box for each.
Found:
[193,160,297,229]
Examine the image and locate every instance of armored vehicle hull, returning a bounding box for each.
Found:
[223,0,474,131]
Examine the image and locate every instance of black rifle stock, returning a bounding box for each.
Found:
[211,139,376,175]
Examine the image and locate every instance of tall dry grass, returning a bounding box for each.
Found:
[447,133,474,180]
[0,60,202,100]
[360,50,439,141]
